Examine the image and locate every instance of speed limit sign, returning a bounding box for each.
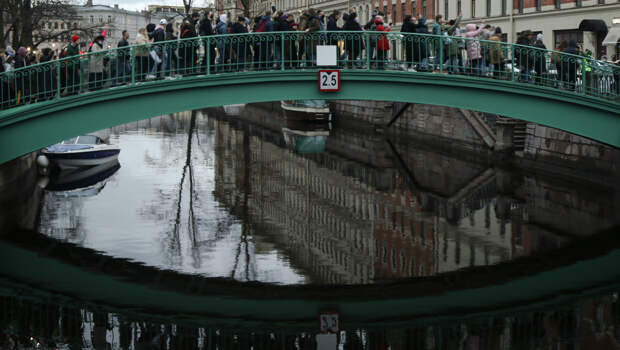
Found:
[318,70,340,92]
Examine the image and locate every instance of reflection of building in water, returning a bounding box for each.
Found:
[211,104,562,284]
[38,192,88,243]
[214,119,377,284]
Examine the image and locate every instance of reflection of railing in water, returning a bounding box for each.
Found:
[1,288,618,349]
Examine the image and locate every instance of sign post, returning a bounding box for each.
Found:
[317,45,340,93]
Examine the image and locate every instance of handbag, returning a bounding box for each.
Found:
[150,50,162,64]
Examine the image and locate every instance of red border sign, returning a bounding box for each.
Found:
[318,311,340,333]
[318,70,341,92]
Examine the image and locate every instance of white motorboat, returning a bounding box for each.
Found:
[41,135,120,169]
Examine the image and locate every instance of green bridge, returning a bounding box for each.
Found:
[0,31,618,164]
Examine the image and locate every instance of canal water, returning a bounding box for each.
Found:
[0,104,619,349]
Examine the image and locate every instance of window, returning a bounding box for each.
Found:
[554,29,583,48]
[108,15,112,23]
[74,22,78,28]
[536,0,541,10]
[576,0,582,6]
[486,0,491,16]
[61,22,65,29]
[502,0,506,15]
[445,0,449,19]
[54,22,58,29]
[90,15,94,23]
[412,0,416,16]
[472,0,476,17]
[457,0,462,15]
[598,0,604,3]
[518,0,523,13]
[555,0,560,8]
[48,22,52,29]
[422,0,426,17]
[402,2,407,17]
[99,16,103,23]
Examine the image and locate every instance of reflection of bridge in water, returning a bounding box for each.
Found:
[0,108,619,332]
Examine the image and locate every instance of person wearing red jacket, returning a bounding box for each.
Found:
[375,19,390,70]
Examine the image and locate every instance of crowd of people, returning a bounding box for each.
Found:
[1,8,619,109]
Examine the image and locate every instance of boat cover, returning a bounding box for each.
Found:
[45,144,93,153]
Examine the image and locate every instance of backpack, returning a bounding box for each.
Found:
[256,19,266,32]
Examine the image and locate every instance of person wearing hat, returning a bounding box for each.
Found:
[149,18,167,78]
[532,33,547,85]
[374,18,390,70]
[60,35,81,95]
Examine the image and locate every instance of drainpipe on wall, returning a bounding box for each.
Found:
[509,0,515,43]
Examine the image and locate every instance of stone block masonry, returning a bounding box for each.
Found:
[523,124,620,179]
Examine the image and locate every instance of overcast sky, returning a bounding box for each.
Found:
[90,0,213,11]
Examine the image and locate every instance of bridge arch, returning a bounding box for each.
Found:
[0,69,618,164]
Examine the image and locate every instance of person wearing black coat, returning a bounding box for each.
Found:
[198,13,216,73]
[327,11,341,46]
[515,31,533,82]
[231,16,249,70]
[343,12,363,68]
[562,38,579,90]
[533,33,547,85]
[37,48,56,101]
[401,15,416,69]
[415,17,430,70]
[179,21,198,74]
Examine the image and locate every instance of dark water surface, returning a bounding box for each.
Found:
[1,104,619,349]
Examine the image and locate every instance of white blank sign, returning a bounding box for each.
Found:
[317,45,337,66]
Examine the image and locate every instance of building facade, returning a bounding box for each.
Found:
[440,0,620,58]
[36,2,161,52]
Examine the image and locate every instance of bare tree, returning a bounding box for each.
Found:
[182,0,193,16]
[1,0,108,49]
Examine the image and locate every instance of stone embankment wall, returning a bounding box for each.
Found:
[0,153,42,232]
[522,124,619,179]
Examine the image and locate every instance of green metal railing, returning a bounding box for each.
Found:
[0,31,618,111]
